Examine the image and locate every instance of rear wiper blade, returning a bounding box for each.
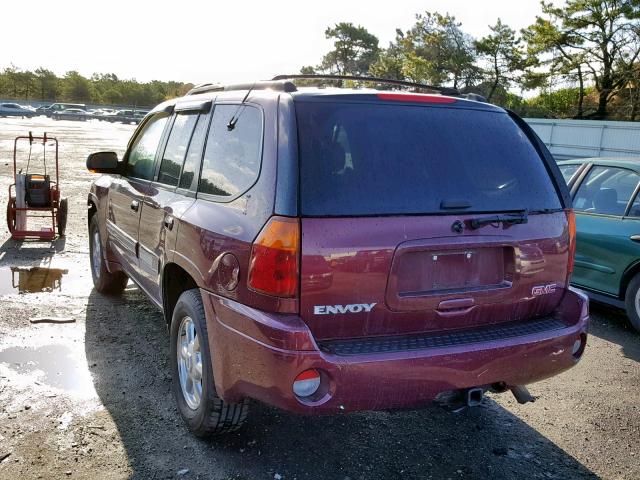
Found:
[468,211,528,230]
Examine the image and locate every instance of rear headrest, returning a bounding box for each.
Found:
[324,143,346,174]
[594,188,618,214]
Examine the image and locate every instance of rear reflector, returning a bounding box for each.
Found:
[572,333,587,359]
[248,216,300,297]
[376,93,457,104]
[572,339,582,355]
[293,369,321,397]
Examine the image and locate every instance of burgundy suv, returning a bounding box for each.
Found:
[86,76,589,436]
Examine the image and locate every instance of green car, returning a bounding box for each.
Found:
[558,158,640,332]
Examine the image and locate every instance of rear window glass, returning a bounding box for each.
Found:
[178,114,209,190]
[295,102,561,216]
[199,104,263,197]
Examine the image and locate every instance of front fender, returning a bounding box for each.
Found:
[87,175,118,266]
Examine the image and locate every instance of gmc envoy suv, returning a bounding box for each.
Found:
[86,75,589,436]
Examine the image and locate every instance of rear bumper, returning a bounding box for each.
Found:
[203,288,589,414]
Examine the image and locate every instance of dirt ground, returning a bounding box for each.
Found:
[0,116,638,480]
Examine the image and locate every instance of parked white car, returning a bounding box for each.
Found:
[0,103,36,118]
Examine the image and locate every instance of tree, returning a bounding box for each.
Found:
[522,10,588,117]
[17,70,36,100]
[400,12,478,88]
[475,19,526,101]
[625,62,640,120]
[369,38,405,81]
[527,86,595,117]
[534,0,640,119]
[3,64,21,97]
[34,68,58,101]
[60,71,94,102]
[320,22,380,76]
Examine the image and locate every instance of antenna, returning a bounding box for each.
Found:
[227,82,256,131]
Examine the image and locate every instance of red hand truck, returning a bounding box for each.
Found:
[6,132,68,240]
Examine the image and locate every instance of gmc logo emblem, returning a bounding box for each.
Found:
[532,284,557,296]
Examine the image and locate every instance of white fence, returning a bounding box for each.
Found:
[525,118,640,160]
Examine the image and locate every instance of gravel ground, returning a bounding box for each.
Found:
[0,116,638,480]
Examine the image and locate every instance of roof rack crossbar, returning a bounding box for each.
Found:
[271,74,460,96]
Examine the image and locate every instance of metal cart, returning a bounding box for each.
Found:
[6,132,68,240]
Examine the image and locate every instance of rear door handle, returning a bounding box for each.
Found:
[164,216,174,230]
[130,200,140,212]
[631,235,640,243]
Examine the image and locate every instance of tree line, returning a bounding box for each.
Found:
[2,0,638,119]
[0,67,193,108]
[301,0,640,120]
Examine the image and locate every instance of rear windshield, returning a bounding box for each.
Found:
[295,101,561,216]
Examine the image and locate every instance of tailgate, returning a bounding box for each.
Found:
[300,213,570,341]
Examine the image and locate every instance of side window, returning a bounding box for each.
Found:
[559,164,580,184]
[126,113,169,180]
[178,114,209,190]
[199,105,262,197]
[157,113,199,186]
[628,194,640,217]
[573,166,640,216]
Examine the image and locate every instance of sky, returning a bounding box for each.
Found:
[0,0,554,85]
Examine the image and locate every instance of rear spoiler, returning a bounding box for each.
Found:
[507,110,572,210]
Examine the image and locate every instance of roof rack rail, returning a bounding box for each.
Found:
[187,83,223,95]
[186,75,463,98]
[186,80,297,96]
[271,74,460,96]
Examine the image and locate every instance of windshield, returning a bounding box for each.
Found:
[295,101,561,216]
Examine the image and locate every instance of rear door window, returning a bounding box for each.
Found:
[198,104,263,198]
[157,113,199,186]
[178,114,209,190]
[573,166,640,215]
[559,164,581,184]
[295,101,561,216]
[627,193,640,217]
[126,113,169,180]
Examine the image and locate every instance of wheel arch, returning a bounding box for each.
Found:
[162,262,200,326]
[87,193,98,227]
[620,259,640,299]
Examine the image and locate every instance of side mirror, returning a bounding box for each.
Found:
[87,151,119,173]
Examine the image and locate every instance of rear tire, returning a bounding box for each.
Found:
[6,197,16,233]
[57,198,68,236]
[624,273,640,332]
[89,215,128,294]
[170,289,249,436]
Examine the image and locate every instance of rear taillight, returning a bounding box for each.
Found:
[567,210,577,276]
[248,216,300,297]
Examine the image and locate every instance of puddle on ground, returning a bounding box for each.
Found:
[0,266,89,295]
[0,344,96,397]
